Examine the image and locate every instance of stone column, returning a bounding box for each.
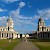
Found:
[9,33,10,38]
[3,33,4,39]
[9,33,11,38]
[4,33,5,38]
[5,33,6,38]
[11,33,12,38]
[5,33,7,39]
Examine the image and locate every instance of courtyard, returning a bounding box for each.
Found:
[0,38,50,50]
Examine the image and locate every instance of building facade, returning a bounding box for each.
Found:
[37,17,50,32]
[37,17,50,39]
[0,16,19,39]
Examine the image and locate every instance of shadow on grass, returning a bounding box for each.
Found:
[28,39,50,42]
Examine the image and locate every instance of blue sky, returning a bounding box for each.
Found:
[0,0,50,34]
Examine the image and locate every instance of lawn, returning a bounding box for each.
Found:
[0,39,20,50]
[28,39,50,50]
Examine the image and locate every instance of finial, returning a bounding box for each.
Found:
[39,14,42,19]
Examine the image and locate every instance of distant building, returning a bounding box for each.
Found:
[37,17,50,39]
[37,17,50,31]
[0,15,20,39]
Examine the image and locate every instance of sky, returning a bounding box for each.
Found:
[0,0,50,34]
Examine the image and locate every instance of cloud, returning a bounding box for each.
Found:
[10,1,34,27]
[37,9,50,20]
[0,16,8,26]
[10,1,25,15]
[9,1,37,28]
[19,1,26,8]
[11,14,34,26]
[0,8,7,12]
[10,8,36,27]
[3,0,18,3]
[10,8,20,15]
[0,16,6,20]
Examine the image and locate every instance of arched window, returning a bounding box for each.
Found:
[47,29,48,31]
[2,33,3,37]
[7,33,8,37]
[43,22,44,26]
[12,33,13,38]
[8,27,9,31]
[1,29,2,31]
[39,22,41,26]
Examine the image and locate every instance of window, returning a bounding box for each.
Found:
[40,28,42,31]
[1,29,2,31]
[2,33,3,37]
[8,27,9,31]
[7,33,8,37]
[3,29,4,31]
[43,22,44,26]
[12,33,13,38]
[40,22,41,26]
[47,29,48,31]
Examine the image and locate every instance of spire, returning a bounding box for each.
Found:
[39,15,42,19]
[40,16,42,20]
[7,14,13,21]
[10,14,11,18]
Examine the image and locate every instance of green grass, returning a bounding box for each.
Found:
[0,39,20,50]
[28,39,50,50]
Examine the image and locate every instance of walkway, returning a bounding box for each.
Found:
[13,40,39,50]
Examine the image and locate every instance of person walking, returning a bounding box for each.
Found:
[25,35,27,42]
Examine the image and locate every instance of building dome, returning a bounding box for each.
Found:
[39,17,44,22]
[37,17,45,31]
[7,15,13,22]
[6,15,14,28]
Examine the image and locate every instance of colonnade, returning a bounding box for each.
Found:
[0,33,13,39]
[37,32,50,39]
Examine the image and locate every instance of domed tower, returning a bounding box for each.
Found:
[6,15,14,31]
[37,17,45,31]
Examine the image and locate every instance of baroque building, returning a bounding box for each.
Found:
[0,15,19,39]
[37,17,50,32]
[37,17,50,39]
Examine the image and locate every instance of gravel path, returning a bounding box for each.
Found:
[13,40,39,50]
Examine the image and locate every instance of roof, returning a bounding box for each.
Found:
[39,17,44,22]
[0,26,5,28]
[7,16,13,22]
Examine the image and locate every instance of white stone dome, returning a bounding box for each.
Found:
[7,17,13,22]
[6,16,14,28]
[39,17,44,22]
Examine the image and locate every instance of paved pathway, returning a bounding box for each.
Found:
[13,40,39,50]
